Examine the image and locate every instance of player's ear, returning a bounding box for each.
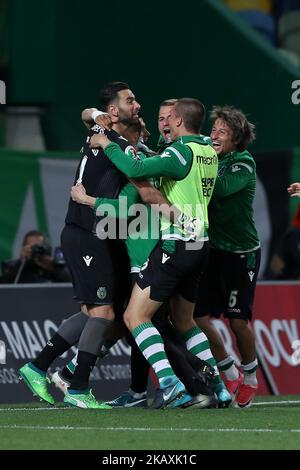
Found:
[177,116,183,127]
[108,103,119,119]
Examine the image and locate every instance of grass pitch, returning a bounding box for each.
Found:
[0,395,300,450]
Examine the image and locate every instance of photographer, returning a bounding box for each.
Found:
[0,230,71,283]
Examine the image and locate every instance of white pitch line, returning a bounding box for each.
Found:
[252,400,300,406]
[0,400,300,412]
[0,407,71,412]
[0,425,299,433]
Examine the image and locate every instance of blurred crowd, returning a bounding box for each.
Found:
[224,0,300,66]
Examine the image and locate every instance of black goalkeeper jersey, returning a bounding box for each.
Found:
[65,125,128,232]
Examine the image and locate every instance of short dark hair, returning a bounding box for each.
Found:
[174,98,206,133]
[210,106,256,151]
[22,230,47,246]
[99,81,130,111]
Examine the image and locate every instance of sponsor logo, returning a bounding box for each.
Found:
[0,319,131,361]
[201,177,215,197]
[83,255,93,266]
[124,399,146,408]
[163,386,177,403]
[213,318,300,369]
[0,340,6,364]
[91,149,99,156]
[162,253,170,264]
[291,339,300,365]
[125,145,139,160]
[248,271,255,281]
[161,151,171,158]
[97,287,107,300]
[91,124,105,134]
[231,165,241,172]
[196,155,218,165]
[140,259,149,271]
[0,320,60,360]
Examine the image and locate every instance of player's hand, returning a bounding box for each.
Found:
[139,117,150,142]
[288,182,300,197]
[90,133,111,149]
[175,212,203,238]
[81,108,96,129]
[94,113,112,130]
[130,179,151,190]
[81,108,112,130]
[71,183,87,204]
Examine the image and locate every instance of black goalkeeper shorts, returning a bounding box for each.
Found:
[136,238,209,303]
[61,224,130,307]
[194,247,261,321]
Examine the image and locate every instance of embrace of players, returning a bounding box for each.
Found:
[18,81,260,410]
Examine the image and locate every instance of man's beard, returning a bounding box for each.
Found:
[119,113,139,126]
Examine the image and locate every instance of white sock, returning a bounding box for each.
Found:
[223,364,239,381]
[217,356,239,381]
[243,372,258,387]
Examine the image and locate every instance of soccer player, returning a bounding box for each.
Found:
[68,117,216,409]
[194,106,260,408]
[18,82,141,408]
[89,98,223,408]
[100,100,225,408]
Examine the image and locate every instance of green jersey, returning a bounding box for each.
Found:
[156,133,211,153]
[126,202,159,272]
[104,135,218,241]
[94,149,159,271]
[208,150,260,252]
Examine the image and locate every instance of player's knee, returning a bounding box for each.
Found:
[87,304,115,320]
[123,310,131,329]
[124,309,151,331]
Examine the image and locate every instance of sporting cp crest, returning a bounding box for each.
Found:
[97,286,107,300]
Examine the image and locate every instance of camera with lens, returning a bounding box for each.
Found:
[30,243,51,260]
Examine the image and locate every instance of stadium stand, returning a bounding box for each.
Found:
[278,10,300,61]
[225,0,300,66]
[224,0,275,43]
